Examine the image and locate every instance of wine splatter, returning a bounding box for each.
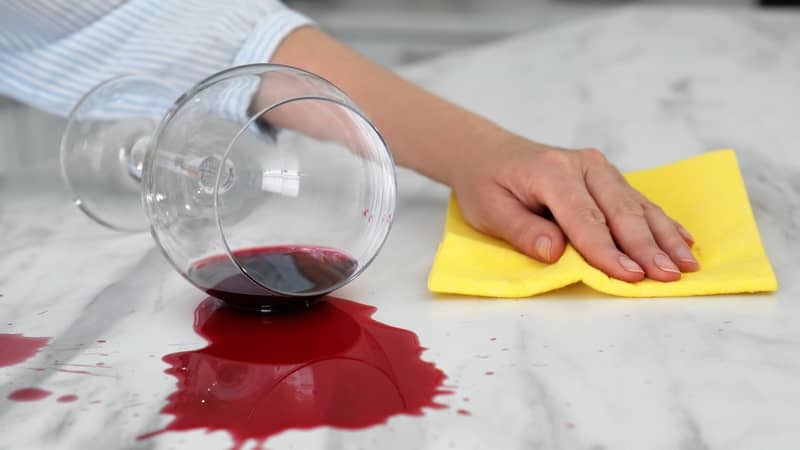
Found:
[7,388,51,402]
[0,333,49,368]
[56,369,92,375]
[139,297,451,449]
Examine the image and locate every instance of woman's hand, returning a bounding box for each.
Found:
[449,135,699,282]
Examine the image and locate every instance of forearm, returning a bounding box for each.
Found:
[270,26,512,187]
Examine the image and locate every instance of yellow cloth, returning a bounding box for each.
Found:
[428,150,777,298]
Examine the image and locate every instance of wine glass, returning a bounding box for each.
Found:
[60,64,396,312]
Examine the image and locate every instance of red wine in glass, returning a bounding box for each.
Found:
[188,246,358,312]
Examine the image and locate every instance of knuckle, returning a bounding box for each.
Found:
[539,148,574,169]
[510,222,539,250]
[570,227,610,251]
[577,207,607,226]
[465,209,495,235]
[625,235,658,252]
[610,198,645,219]
[458,199,495,234]
[642,201,665,216]
[470,216,493,234]
[664,234,686,251]
[653,222,687,251]
[581,148,608,165]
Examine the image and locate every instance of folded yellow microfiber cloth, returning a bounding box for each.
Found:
[428,150,777,298]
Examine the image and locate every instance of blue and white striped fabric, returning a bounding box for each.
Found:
[0,0,314,117]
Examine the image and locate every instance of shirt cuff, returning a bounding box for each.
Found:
[219,8,314,128]
[233,8,315,66]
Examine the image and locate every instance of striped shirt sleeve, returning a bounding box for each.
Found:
[0,0,314,117]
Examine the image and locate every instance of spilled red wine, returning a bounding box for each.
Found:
[0,333,49,368]
[57,395,79,403]
[7,388,51,402]
[188,246,358,311]
[139,297,451,449]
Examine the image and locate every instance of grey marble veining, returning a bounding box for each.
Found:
[2,6,800,450]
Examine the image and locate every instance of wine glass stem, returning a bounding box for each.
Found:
[127,137,238,194]
[127,136,149,181]
[128,137,297,196]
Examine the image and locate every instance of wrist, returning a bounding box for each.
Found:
[433,125,521,188]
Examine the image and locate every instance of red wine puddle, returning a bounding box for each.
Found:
[139,297,451,449]
[0,333,49,368]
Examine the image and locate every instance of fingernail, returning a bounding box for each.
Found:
[618,254,644,273]
[674,245,697,264]
[654,253,680,273]
[535,236,552,262]
[677,225,694,244]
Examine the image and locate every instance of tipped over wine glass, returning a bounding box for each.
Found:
[60,64,396,313]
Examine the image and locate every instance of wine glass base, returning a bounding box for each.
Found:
[60,75,180,232]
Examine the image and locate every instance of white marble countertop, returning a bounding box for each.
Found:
[2,6,800,450]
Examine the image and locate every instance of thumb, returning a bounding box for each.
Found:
[469,192,566,264]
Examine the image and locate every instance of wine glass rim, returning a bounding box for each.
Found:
[214,95,397,298]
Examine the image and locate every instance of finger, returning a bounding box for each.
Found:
[583,159,681,281]
[672,219,695,247]
[645,204,700,272]
[541,168,646,282]
[479,190,566,264]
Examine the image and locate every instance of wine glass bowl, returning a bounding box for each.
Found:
[61,65,396,312]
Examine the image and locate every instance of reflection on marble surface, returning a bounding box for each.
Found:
[2,6,800,450]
